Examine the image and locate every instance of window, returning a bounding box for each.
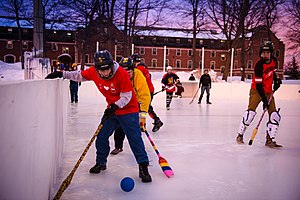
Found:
[152,48,157,55]
[23,29,28,34]
[234,61,238,69]
[188,50,192,57]
[199,62,202,68]
[176,38,180,43]
[62,47,69,54]
[234,50,238,57]
[247,60,253,69]
[275,50,280,57]
[164,38,168,43]
[248,48,253,56]
[140,36,144,40]
[67,32,72,37]
[188,60,192,68]
[85,54,89,63]
[104,28,108,34]
[221,54,226,61]
[140,47,145,55]
[51,43,58,51]
[6,41,13,49]
[211,51,216,58]
[152,37,157,43]
[166,48,169,56]
[5,55,15,63]
[8,28,13,33]
[199,40,203,45]
[210,61,215,69]
[165,59,169,67]
[22,41,28,50]
[188,39,192,43]
[176,60,181,68]
[176,49,181,56]
[151,59,157,68]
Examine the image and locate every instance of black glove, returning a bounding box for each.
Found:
[262,98,269,110]
[103,103,119,120]
[45,71,63,79]
[162,86,165,91]
[273,78,282,91]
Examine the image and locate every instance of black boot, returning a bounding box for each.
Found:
[207,94,212,104]
[198,94,203,104]
[89,163,107,174]
[139,163,152,182]
[152,118,163,132]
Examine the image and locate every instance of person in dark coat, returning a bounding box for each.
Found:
[198,69,212,104]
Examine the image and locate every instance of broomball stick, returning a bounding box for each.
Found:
[248,92,274,145]
[53,123,103,200]
[142,126,174,178]
[189,87,200,104]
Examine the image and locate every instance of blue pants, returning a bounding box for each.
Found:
[70,82,78,102]
[96,112,149,165]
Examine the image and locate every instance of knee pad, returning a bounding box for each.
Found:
[242,110,256,126]
[238,110,256,135]
[266,110,281,139]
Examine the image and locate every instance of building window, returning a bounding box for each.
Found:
[166,48,169,56]
[165,59,169,67]
[199,61,202,68]
[140,36,144,40]
[234,61,238,69]
[152,37,157,43]
[188,60,192,68]
[248,48,253,56]
[62,47,69,53]
[234,50,238,57]
[176,38,180,43]
[210,61,215,69]
[188,50,192,57]
[221,54,226,61]
[140,47,145,55]
[8,28,13,33]
[176,60,181,68]
[211,51,216,58]
[275,50,280,58]
[6,41,13,49]
[199,40,203,44]
[164,38,168,43]
[247,60,253,69]
[4,54,15,63]
[23,29,28,34]
[188,39,192,43]
[152,48,157,55]
[85,54,89,63]
[51,43,58,51]
[67,32,72,37]
[104,28,108,34]
[176,49,181,56]
[151,59,157,68]
[22,41,28,50]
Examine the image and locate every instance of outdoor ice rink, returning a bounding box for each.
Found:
[52,80,300,200]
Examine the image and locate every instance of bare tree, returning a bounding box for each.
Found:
[285,0,300,59]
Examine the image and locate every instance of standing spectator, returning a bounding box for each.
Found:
[45,50,152,182]
[236,41,282,148]
[131,53,163,132]
[110,57,150,155]
[69,63,80,103]
[161,66,180,110]
[188,73,196,81]
[198,69,212,104]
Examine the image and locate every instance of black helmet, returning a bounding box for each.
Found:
[119,57,134,70]
[131,53,141,62]
[94,50,114,70]
[260,41,274,56]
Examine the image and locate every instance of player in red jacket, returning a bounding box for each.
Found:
[46,50,152,182]
[236,41,282,148]
[132,53,163,132]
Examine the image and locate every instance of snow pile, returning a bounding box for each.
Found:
[0,61,24,81]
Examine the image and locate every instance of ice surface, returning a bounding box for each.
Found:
[51,80,300,200]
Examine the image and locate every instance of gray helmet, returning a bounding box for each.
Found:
[94,50,114,70]
[119,57,134,70]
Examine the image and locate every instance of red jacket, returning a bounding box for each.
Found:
[136,63,155,93]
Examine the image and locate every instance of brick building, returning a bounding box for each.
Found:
[0,25,284,79]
